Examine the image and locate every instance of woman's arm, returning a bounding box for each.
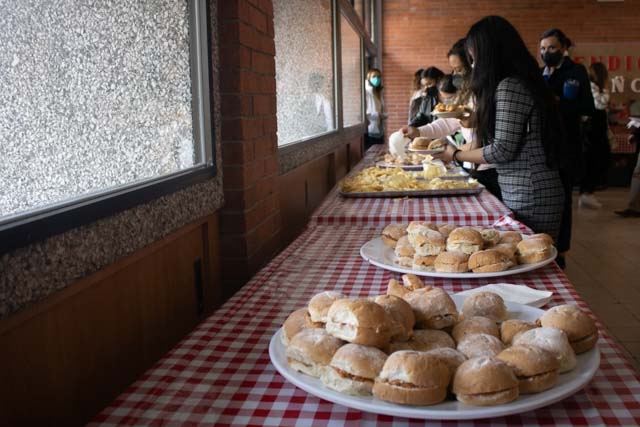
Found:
[417,118,461,138]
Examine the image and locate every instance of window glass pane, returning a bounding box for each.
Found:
[274,0,335,146]
[354,0,364,23]
[341,15,363,127]
[0,1,200,219]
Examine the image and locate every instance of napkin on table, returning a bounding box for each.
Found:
[456,283,553,308]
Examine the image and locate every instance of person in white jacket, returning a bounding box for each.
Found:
[365,68,385,151]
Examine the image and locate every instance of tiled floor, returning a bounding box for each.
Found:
[565,187,640,372]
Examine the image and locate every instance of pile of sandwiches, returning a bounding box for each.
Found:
[281,278,598,407]
[382,222,555,273]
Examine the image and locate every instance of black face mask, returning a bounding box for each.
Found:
[542,51,563,67]
[426,86,438,96]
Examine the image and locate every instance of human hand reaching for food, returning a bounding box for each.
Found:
[401,126,419,139]
[431,144,457,164]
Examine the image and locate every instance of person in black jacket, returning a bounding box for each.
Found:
[408,67,445,127]
[540,28,594,268]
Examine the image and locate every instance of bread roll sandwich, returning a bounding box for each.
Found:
[402,274,427,291]
[281,308,322,346]
[405,287,458,329]
[424,348,467,377]
[286,328,344,377]
[499,231,522,245]
[468,249,514,273]
[410,137,432,149]
[427,138,446,150]
[321,343,387,396]
[394,236,415,267]
[513,327,577,373]
[411,229,446,256]
[308,291,346,323]
[516,237,554,264]
[500,319,537,345]
[456,333,505,359]
[413,254,437,271]
[381,223,408,249]
[446,227,484,254]
[453,357,519,406]
[373,351,450,406]
[452,316,500,344]
[434,251,470,273]
[388,329,455,353]
[480,229,501,247]
[525,233,554,245]
[373,294,415,341]
[538,304,598,353]
[437,223,456,239]
[326,299,392,348]
[461,291,508,323]
[496,345,560,394]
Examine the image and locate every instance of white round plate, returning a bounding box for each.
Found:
[360,237,557,279]
[374,161,424,171]
[269,295,600,420]
[431,110,467,119]
[407,147,445,154]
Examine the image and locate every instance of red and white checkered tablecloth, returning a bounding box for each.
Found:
[92,218,640,426]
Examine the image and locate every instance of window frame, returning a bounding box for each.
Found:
[0,0,215,254]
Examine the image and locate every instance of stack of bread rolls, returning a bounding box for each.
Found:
[381,222,556,273]
[281,279,598,407]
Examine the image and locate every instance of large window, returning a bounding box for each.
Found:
[0,0,212,245]
[341,15,364,127]
[273,0,335,146]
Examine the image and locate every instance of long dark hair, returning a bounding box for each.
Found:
[466,16,566,168]
[438,74,457,94]
[448,38,472,76]
[589,62,608,92]
[412,68,424,91]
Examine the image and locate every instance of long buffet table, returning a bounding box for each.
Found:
[91,147,640,426]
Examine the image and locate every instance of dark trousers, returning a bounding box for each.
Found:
[364,134,384,152]
[580,110,611,193]
[557,168,573,253]
[474,168,502,201]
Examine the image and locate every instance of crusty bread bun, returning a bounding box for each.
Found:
[405,287,458,329]
[388,329,455,353]
[452,316,500,344]
[500,319,537,345]
[373,294,415,341]
[456,333,505,359]
[516,238,554,264]
[513,327,577,373]
[427,138,446,150]
[326,299,392,348]
[387,279,410,299]
[411,137,432,149]
[281,308,322,346]
[499,231,523,245]
[402,274,427,291]
[381,223,408,248]
[437,223,456,239]
[452,357,519,406]
[410,230,446,256]
[394,235,415,267]
[468,249,514,273]
[462,291,508,323]
[480,229,501,247]
[539,304,598,354]
[308,291,346,323]
[321,343,387,395]
[424,348,467,377]
[434,251,470,273]
[496,345,560,394]
[286,328,344,378]
[525,233,554,245]
[446,227,484,254]
[373,351,450,406]
[412,254,437,271]
[492,242,518,264]
[407,221,438,236]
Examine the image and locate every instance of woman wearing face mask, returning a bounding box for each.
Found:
[433,16,565,239]
[448,38,473,103]
[539,28,594,267]
[408,67,445,127]
[365,68,385,150]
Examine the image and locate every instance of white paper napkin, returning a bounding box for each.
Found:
[456,283,553,308]
[388,131,410,159]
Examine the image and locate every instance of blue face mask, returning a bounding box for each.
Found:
[452,74,464,89]
[369,76,381,87]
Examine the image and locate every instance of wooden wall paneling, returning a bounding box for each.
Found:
[305,155,332,216]
[0,215,220,426]
[278,166,309,247]
[334,144,349,181]
[349,137,363,168]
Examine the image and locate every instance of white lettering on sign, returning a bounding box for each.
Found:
[611,76,625,93]
[631,78,640,93]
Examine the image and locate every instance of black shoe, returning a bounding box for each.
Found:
[556,255,566,269]
[614,209,640,217]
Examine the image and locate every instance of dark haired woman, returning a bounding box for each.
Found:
[579,62,611,209]
[434,16,565,239]
[408,67,445,127]
[448,38,473,101]
[539,28,594,266]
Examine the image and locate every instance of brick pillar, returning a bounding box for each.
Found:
[218,0,281,297]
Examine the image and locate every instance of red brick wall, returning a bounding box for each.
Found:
[218,0,281,295]
[382,0,640,136]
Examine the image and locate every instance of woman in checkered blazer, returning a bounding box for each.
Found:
[435,16,565,240]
